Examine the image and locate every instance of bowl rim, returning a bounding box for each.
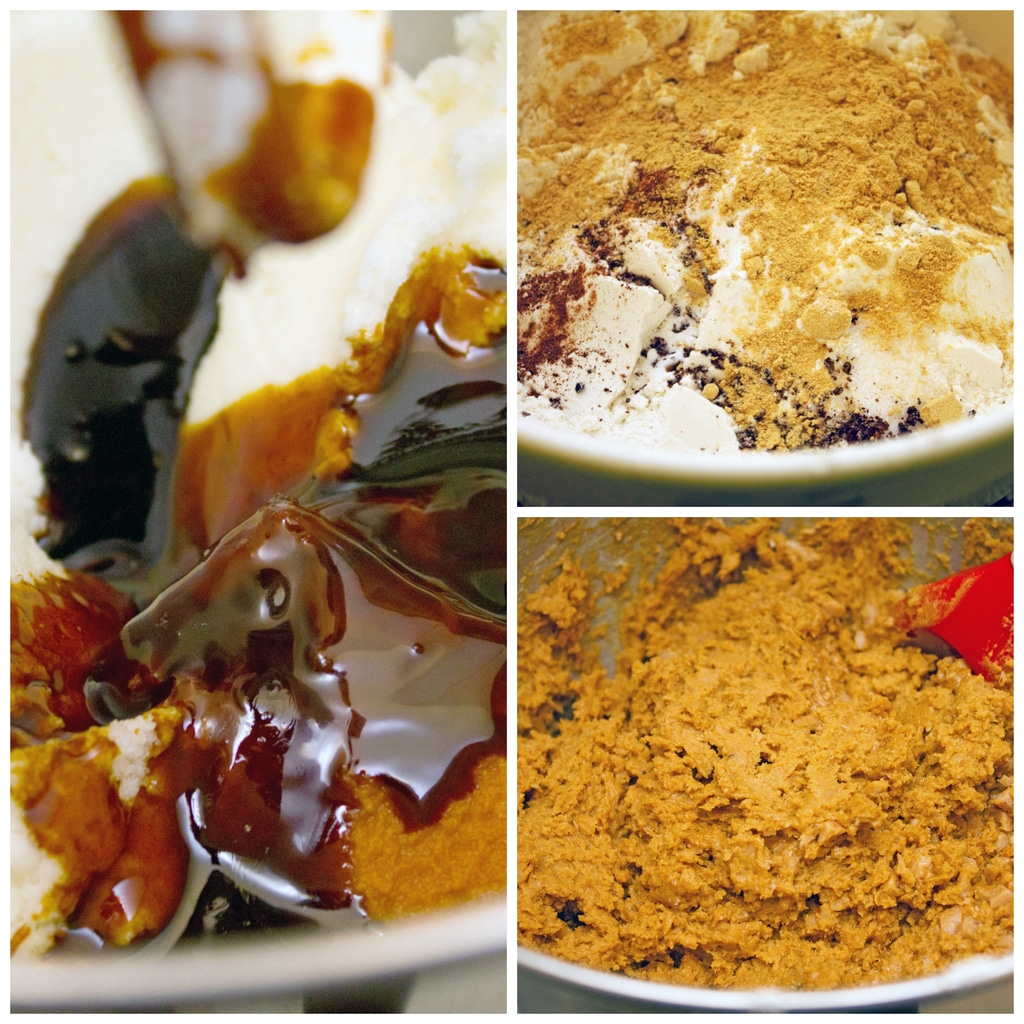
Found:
[11,897,505,1010]
[518,945,1013,1012]
[517,403,1013,486]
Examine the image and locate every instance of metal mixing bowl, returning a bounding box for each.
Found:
[517,516,1013,1012]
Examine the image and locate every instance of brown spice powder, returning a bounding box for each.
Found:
[518,12,1013,449]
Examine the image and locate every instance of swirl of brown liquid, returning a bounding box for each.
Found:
[16,178,506,946]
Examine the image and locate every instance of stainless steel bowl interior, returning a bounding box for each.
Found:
[517,517,1013,1011]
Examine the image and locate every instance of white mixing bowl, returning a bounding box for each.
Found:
[517,12,1013,507]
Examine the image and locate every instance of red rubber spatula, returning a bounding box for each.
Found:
[893,552,1013,683]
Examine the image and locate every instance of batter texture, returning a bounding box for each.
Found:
[518,519,1012,989]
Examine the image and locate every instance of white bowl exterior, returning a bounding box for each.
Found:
[519,406,1012,506]
[13,898,505,1010]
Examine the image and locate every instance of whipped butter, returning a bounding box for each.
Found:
[11,10,507,959]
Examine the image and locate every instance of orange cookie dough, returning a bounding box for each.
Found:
[518,518,1012,990]
[350,754,507,919]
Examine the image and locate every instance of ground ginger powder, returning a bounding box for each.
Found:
[518,519,1013,989]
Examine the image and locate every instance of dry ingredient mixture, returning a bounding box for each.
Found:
[518,12,1014,453]
[518,519,1013,990]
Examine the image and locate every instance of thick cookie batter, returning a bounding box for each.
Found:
[518,519,1012,990]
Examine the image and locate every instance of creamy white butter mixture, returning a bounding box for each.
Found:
[11,10,506,958]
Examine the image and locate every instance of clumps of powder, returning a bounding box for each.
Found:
[800,296,853,342]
